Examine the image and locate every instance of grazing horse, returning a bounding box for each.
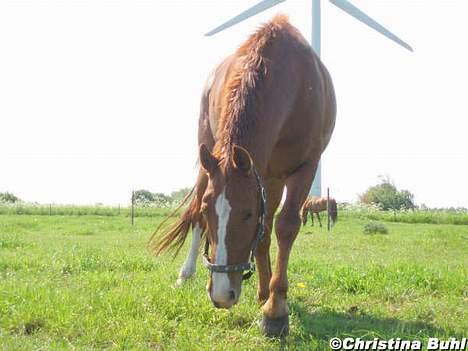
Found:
[302,196,338,227]
[150,15,336,337]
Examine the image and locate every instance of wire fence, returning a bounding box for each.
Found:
[1,201,468,225]
[0,203,175,218]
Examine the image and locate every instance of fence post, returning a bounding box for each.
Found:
[327,187,330,232]
[131,191,135,225]
[49,204,52,216]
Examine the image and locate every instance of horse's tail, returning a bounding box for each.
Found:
[328,199,338,226]
[148,187,199,257]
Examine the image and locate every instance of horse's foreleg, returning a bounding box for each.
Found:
[176,170,208,287]
[176,222,203,286]
[255,228,271,304]
[310,209,314,226]
[301,206,308,226]
[256,180,283,305]
[316,212,322,228]
[261,161,317,337]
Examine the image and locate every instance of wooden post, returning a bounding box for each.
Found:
[131,191,135,225]
[327,187,330,232]
[49,204,52,216]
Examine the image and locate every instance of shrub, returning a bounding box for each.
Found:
[133,189,190,207]
[359,177,415,211]
[170,187,192,203]
[0,192,21,203]
[363,221,389,235]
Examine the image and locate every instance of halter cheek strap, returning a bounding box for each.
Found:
[202,168,266,281]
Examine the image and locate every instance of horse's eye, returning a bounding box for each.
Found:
[242,210,253,221]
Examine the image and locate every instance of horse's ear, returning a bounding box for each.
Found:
[199,144,218,174]
[232,145,253,174]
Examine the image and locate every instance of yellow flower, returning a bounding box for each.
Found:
[297,282,306,288]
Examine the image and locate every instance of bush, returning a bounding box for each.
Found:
[0,192,21,203]
[132,188,192,208]
[170,187,192,203]
[359,177,415,211]
[363,221,389,235]
[133,190,171,207]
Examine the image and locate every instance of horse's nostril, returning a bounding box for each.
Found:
[229,290,236,300]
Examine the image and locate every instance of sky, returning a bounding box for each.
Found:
[0,0,467,207]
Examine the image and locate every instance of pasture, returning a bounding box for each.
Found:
[0,209,467,350]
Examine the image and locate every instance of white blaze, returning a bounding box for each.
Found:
[211,188,232,301]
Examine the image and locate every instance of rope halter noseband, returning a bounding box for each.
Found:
[202,168,266,281]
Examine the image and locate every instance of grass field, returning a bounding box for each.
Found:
[0,211,467,350]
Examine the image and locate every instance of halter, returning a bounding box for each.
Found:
[202,168,266,281]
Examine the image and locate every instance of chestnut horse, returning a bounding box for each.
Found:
[151,15,336,337]
[302,196,338,227]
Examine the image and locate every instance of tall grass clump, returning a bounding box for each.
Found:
[363,221,389,235]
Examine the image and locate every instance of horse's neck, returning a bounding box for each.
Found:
[235,126,273,172]
[217,113,277,175]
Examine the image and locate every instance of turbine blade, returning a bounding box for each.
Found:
[329,0,413,52]
[205,0,286,36]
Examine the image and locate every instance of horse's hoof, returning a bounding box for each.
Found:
[260,314,289,337]
[173,277,186,288]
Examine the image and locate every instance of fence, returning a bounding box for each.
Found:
[1,201,468,226]
[0,203,175,219]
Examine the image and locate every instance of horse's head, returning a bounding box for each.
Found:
[198,144,265,309]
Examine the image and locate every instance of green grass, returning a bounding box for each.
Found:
[0,212,467,350]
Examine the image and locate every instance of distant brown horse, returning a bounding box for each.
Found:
[302,196,338,227]
[150,15,336,337]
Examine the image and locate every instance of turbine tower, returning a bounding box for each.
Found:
[206,0,413,197]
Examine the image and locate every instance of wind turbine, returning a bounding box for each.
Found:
[205,0,413,197]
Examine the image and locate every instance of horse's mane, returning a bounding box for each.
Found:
[213,14,292,168]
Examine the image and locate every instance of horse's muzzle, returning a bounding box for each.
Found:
[207,274,240,309]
